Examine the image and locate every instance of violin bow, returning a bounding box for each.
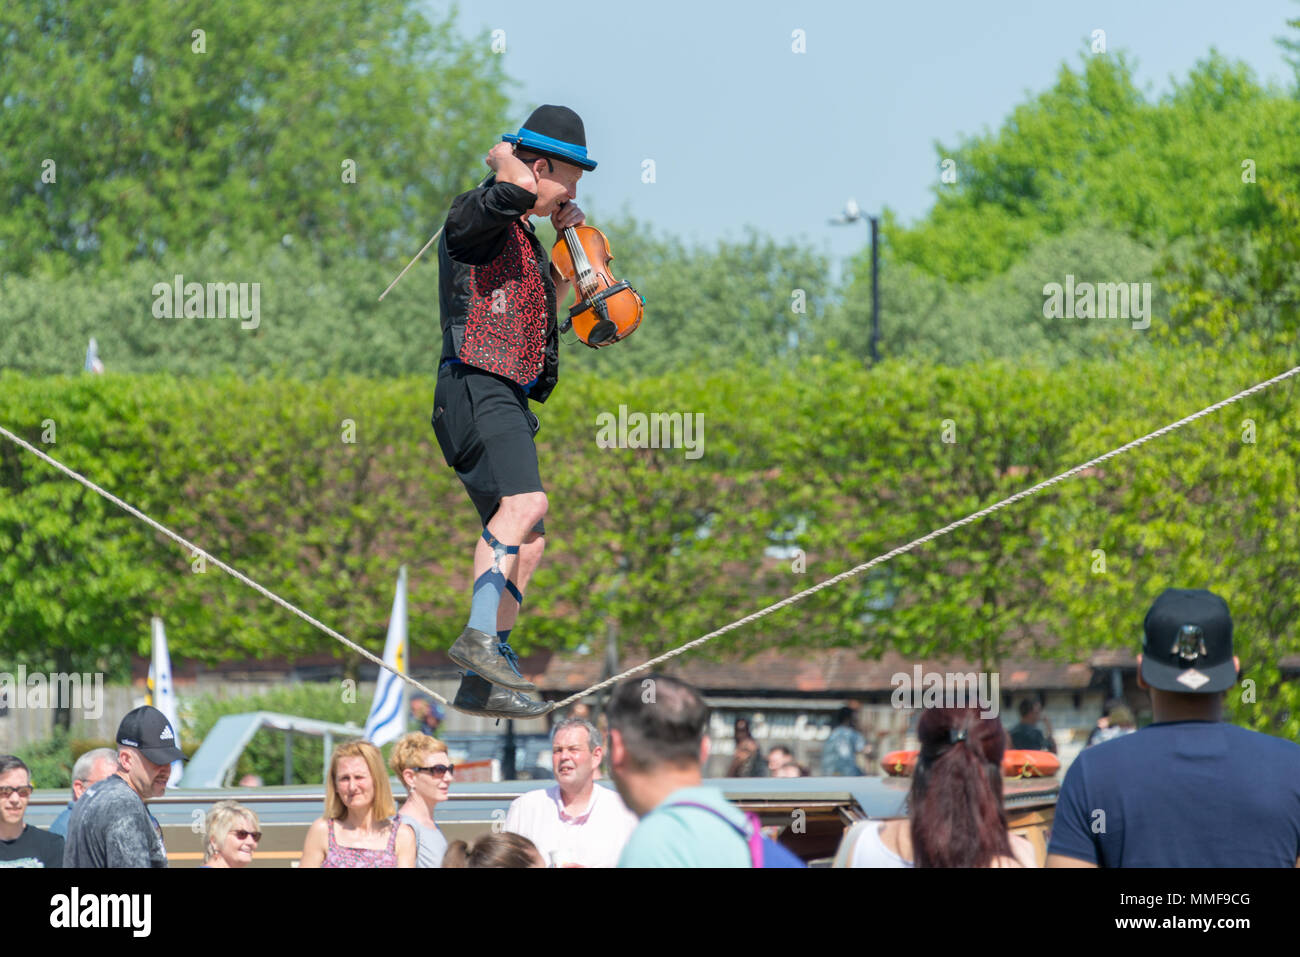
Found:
[377,172,494,302]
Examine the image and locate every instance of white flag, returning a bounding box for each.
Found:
[148,617,184,787]
[84,337,104,374]
[364,566,409,748]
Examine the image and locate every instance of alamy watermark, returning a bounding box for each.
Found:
[890,666,1000,719]
[0,667,104,719]
[595,405,704,460]
[50,887,151,937]
[1042,275,1151,330]
[151,274,261,329]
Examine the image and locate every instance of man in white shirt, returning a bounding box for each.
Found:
[504,717,637,867]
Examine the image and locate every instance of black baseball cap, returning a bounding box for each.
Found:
[116,706,187,764]
[1140,588,1238,693]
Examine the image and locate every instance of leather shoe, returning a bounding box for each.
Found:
[453,672,552,720]
[447,626,536,692]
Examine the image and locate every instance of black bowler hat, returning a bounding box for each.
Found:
[116,706,187,764]
[502,104,597,171]
[1140,588,1238,694]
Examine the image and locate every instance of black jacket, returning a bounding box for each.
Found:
[437,176,560,403]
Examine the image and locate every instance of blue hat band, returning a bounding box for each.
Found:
[502,127,597,170]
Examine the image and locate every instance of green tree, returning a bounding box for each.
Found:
[821,225,1166,366]
[0,237,438,378]
[885,50,1300,284]
[538,217,834,380]
[1159,179,1300,361]
[1032,347,1300,738]
[0,376,169,725]
[0,0,510,276]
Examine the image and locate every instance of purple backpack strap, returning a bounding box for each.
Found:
[664,801,763,867]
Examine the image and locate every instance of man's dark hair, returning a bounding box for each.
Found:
[513,148,554,173]
[606,674,709,772]
[0,754,29,778]
[1018,699,1039,718]
[833,706,855,728]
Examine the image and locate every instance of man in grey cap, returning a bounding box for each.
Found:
[63,706,187,868]
[1047,588,1300,867]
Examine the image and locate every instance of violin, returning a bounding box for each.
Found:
[551,222,644,348]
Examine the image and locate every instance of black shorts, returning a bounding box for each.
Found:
[432,363,545,537]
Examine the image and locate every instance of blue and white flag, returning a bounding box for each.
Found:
[364,566,409,748]
[148,617,184,787]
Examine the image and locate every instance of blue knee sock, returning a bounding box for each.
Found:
[468,530,518,635]
[495,581,523,646]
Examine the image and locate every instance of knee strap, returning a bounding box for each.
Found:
[482,528,519,574]
[505,580,523,607]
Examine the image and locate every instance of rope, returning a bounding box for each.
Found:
[3,360,1298,719]
[546,361,1300,710]
[0,423,450,707]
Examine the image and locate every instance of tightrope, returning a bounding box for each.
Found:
[0,423,450,706]
[545,360,1300,710]
[3,360,1298,718]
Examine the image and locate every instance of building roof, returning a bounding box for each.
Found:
[145,645,1300,695]
[537,648,1100,694]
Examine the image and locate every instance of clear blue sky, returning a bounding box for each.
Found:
[433,0,1298,265]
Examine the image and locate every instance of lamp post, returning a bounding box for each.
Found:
[830,199,880,365]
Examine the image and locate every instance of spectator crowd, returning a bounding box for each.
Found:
[3,588,1298,869]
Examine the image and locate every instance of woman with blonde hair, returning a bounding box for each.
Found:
[390,732,452,868]
[202,800,261,868]
[300,740,416,868]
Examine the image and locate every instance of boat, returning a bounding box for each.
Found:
[881,749,1061,778]
[25,774,1059,867]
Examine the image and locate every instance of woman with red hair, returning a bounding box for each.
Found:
[837,707,1037,868]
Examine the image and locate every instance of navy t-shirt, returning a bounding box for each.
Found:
[1049,721,1300,867]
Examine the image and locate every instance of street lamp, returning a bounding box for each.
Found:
[830,199,880,365]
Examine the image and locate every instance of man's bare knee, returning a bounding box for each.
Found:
[501,491,548,526]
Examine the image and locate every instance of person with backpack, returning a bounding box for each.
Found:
[607,674,802,867]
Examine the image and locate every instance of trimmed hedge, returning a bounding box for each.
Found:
[1,346,1297,735]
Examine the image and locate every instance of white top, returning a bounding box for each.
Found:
[851,822,913,868]
[839,820,1037,868]
[504,783,639,868]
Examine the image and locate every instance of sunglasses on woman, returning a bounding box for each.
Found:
[230,829,262,842]
[415,764,455,777]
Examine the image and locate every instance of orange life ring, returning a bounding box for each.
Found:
[881,749,1059,778]
[882,750,918,776]
[1002,750,1060,778]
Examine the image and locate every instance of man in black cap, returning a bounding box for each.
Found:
[1047,588,1300,868]
[63,706,186,867]
[432,105,595,719]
